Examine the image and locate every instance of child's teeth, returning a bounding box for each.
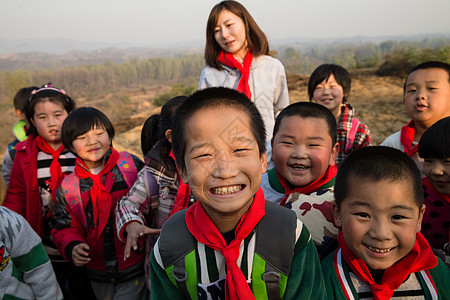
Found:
[213,185,242,195]
[367,245,392,253]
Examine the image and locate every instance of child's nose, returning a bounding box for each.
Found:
[212,155,238,179]
[430,162,444,176]
[369,219,393,240]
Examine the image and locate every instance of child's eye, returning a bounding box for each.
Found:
[76,136,85,140]
[392,215,407,220]
[355,212,370,218]
[194,153,211,159]
[427,86,437,91]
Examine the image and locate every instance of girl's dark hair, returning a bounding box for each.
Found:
[172,87,266,172]
[418,116,450,159]
[308,64,351,104]
[334,146,423,209]
[26,84,76,136]
[205,0,269,70]
[273,102,337,145]
[158,96,188,168]
[61,107,114,150]
[141,114,160,156]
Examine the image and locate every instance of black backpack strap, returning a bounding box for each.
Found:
[158,210,196,298]
[256,201,297,300]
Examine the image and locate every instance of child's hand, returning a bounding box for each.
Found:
[124,222,161,260]
[72,243,91,266]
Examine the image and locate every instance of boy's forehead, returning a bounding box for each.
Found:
[407,67,450,84]
[278,115,332,136]
[343,177,420,208]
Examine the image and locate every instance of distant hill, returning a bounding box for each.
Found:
[1,33,449,72]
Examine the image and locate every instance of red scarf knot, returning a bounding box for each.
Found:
[36,136,66,199]
[400,120,418,157]
[338,231,437,300]
[185,188,265,300]
[74,148,119,245]
[217,50,254,99]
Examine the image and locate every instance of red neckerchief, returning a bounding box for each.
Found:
[185,188,265,300]
[400,120,418,157]
[338,231,437,300]
[217,50,253,99]
[74,147,119,244]
[278,165,337,206]
[167,150,191,218]
[423,177,450,205]
[36,135,66,198]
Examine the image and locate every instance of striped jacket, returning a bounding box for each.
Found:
[0,206,63,300]
[321,248,450,299]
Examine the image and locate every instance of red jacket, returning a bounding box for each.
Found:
[3,136,45,237]
[51,152,145,282]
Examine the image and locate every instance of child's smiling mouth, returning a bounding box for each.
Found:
[211,184,244,195]
[365,244,394,254]
[289,163,309,171]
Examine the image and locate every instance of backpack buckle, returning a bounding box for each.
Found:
[172,268,188,283]
[262,271,281,283]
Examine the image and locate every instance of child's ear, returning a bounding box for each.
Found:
[333,201,342,228]
[416,204,426,233]
[260,151,267,173]
[165,129,172,143]
[329,142,340,166]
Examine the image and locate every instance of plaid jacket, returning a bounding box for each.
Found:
[336,104,372,166]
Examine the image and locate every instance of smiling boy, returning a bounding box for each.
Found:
[381,61,450,174]
[261,102,340,258]
[149,87,325,299]
[322,146,450,299]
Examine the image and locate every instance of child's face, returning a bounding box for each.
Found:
[404,68,450,128]
[312,74,345,117]
[334,178,425,270]
[31,100,68,149]
[424,157,450,194]
[271,116,338,187]
[214,9,248,60]
[181,106,266,222]
[71,125,111,170]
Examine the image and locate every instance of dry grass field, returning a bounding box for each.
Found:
[0,69,409,202]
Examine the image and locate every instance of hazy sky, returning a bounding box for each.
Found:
[2,0,450,47]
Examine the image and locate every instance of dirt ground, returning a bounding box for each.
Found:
[0,70,408,202]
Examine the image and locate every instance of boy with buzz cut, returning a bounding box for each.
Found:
[381,61,450,174]
[261,102,340,258]
[322,146,450,299]
[149,87,325,300]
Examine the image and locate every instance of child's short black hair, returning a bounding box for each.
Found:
[158,96,187,168]
[273,102,337,145]
[14,86,38,112]
[26,84,76,136]
[308,64,351,103]
[141,114,160,156]
[172,87,266,172]
[61,107,114,150]
[418,116,450,159]
[334,146,423,209]
[403,61,450,93]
